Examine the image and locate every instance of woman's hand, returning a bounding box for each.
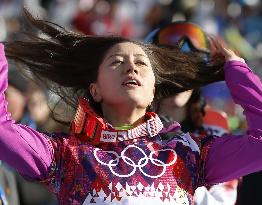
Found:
[209,37,245,63]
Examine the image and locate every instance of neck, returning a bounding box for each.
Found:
[102,103,146,127]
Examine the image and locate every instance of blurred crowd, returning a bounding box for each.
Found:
[0,0,261,205]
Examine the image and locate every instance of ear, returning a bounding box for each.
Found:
[89,83,102,102]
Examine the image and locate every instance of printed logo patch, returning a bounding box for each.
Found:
[100,131,117,142]
[94,144,177,178]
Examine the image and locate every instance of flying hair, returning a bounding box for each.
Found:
[4,9,226,123]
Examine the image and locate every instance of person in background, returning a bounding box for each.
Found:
[181,89,238,205]
[146,22,238,205]
[6,68,37,129]
[156,89,193,123]
[26,82,67,133]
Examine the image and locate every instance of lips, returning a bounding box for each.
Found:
[122,76,141,87]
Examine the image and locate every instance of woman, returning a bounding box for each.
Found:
[0,10,261,205]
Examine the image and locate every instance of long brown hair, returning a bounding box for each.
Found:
[4,9,225,123]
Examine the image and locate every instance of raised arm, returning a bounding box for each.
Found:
[0,43,53,180]
[205,47,262,184]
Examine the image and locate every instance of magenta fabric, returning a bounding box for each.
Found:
[0,43,53,179]
[205,60,262,183]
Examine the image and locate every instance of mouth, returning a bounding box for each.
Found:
[122,78,141,87]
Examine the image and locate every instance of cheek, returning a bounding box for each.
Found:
[98,64,120,81]
[143,73,155,102]
[98,75,115,90]
[97,69,113,85]
[97,72,119,97]
[146,72,156,92]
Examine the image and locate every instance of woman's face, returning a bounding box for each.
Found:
[90,42,155,109]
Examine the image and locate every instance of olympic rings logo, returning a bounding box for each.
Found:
[94,145,177,178]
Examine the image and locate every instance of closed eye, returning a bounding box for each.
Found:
[135,61,147,66]
[111,60,124,66]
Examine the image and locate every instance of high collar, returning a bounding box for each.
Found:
[71,98,164,145]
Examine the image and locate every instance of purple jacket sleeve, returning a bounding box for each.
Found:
[0,43,53,180]
[205,60,262,184]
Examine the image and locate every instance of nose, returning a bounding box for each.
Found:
[124,61,138,74]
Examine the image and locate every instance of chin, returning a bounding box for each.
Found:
[108,93,149,108]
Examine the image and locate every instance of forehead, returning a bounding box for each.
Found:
[104,42,149,58]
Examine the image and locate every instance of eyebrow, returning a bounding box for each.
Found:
[134,54,147,57]
[107,53,147,59]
